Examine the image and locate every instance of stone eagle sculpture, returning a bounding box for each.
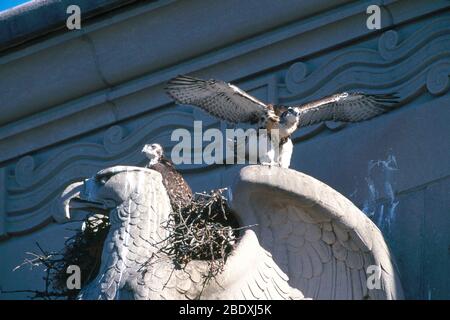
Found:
[59,165,404,300]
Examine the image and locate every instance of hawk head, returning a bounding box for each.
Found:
[142,143,164,166]
[279,107,300,126]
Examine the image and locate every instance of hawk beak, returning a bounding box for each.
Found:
[288,108,299,117]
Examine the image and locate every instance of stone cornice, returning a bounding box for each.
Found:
[3,0,449,164]
[0,0,146,52]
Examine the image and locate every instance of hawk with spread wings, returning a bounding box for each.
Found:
[166,75,399,168]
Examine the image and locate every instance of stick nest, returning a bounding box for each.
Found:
[159,188,241,276]
[9,188,244,299]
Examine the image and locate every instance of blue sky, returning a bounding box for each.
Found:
[0,0,32,12]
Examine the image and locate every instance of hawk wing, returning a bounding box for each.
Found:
[166,75,270,124]
[150,159,193,211]
[296,92,399,128]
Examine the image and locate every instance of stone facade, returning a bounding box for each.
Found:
[0,0,449,299]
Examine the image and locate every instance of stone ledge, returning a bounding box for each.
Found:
[0,0,140,52]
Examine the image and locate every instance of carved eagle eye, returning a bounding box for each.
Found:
[95,174,112,185]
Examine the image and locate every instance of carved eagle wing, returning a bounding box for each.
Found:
[295,92,399,128]
[224,166,404,300]
[165,75,271,124]
[201,229,304,300]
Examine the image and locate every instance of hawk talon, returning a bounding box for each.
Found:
[261,161,276,168]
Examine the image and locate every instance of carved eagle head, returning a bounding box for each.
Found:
[60,166,172,299]
[61,166,162,220]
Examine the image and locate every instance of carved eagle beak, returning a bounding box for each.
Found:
[57,179,108,222]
